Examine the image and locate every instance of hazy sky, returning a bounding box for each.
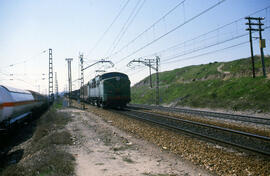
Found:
[0,0,270,94]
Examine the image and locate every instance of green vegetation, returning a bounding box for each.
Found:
[132,56,270,112]
[1,102,75,176]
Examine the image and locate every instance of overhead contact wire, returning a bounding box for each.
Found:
[142,5,270,58]
[116,0,226,64]
[163,41,250,64]
[110,0,146,55]
[163,33,248,62]
[87,0,130,57]
[107,0,143,56]
[163,25,270,62]
[109,0,186,58]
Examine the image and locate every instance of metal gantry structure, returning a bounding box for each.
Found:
[65,58,73,107]
[80,54,85,110]
[127,56,160,105]
[245,17,266,78]
[55,72,59,98]
[82,59,114,71]
[48,48,54,103]
[127,58,155,88]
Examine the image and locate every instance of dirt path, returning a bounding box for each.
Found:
[217,64,230,75]
[63,108,212,176]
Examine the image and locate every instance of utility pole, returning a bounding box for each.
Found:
[78,56,81,90]
[66,58,73,107]
[155,56,160,106]
[80,54,85,110]
[127,56,160,105]
[55,72,59,99]
[48,48,54,104]
[245,17,266,77]
[149,60,152,88]
[258,18,266,77]
[245,17,255,78]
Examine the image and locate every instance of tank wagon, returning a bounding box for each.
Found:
[78,72,130,107]
[0,85,48,129]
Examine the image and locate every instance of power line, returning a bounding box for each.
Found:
[0,70,37,88]
[87,0,130,57]
[163,33,248,62]
[115,0,226,65]
[143,5,270,58]
[127,4,270,61]
[127,28,268,76]
[108,0,186,58]
[1,49,48,69]
[107,0,143,56]
[110,0,146,55]
[118,18,269,74]
[163,25,270,62]
[163,41,249,65]
[143,22,243,58]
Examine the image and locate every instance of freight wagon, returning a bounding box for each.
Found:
[0,85,48,129]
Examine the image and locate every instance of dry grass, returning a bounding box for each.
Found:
[0,102,75,176]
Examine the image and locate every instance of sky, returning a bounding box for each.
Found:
[0,0,270,94]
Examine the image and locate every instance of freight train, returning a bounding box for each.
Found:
[71,72,131,108]
[0,85,48,130]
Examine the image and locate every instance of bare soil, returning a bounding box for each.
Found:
[63,108,212,176]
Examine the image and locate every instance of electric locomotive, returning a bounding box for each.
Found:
[87,72,131,107]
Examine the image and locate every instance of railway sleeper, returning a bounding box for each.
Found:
[120,109,270,156]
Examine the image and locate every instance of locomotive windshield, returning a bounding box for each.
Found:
[100,72,128,80]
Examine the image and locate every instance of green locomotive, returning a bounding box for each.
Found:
[86,72,131,108]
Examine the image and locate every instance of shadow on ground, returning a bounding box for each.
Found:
[0,107,48,173]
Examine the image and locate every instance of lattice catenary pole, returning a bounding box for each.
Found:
[48,48,54,103]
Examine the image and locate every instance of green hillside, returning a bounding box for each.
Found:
[131,55,270,112]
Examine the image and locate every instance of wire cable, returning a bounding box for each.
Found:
[108,0,186,58]
[163,41,249,65]
[110,0,146,55]
[115,0,226,64]
[87,0,130,57]
[142,5,270,58]
[1,49,48,69]
[164,25,270,62]
[107,0,143,56]
[163,33,248,62]
[0,71,36,88]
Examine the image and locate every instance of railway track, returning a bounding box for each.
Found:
[128,104,270,126]
[116,108,270,156]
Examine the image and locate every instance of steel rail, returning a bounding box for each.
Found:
[128,104,270,126]
[116,108,270,156]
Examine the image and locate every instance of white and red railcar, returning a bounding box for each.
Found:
[0,85,47,128]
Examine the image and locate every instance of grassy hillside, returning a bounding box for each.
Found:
[131,55,270,112]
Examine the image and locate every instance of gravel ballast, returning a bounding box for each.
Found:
[75,102,270,176]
